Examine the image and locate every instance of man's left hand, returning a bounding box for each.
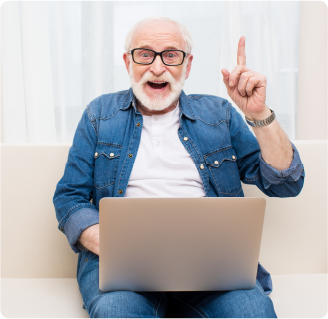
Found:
[221,36,270,121]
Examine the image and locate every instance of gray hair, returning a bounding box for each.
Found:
[124,16,193,54]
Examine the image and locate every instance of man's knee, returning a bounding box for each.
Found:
[212,285,277,318]
[222,293,276,318]
[88,291,167,318]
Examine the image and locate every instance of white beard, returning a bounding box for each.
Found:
[129,60,187,111]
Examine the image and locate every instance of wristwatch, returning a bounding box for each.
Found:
[245,107,276,127]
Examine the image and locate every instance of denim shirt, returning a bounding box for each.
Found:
[53,88,305,295]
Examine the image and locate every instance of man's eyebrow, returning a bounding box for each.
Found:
[137,43,152,49]
[136,43,181,51]
[163,46,181,50]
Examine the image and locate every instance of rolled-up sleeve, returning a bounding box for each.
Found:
[259,142,304,187]
[64,208,99,253]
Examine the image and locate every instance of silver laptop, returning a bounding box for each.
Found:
[99,197,265,292]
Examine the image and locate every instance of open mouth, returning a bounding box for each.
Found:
[147,81,168,90]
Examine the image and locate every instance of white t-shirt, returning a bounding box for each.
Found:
[125,102,206,198]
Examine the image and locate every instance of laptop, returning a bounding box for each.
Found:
[99,197,265,292]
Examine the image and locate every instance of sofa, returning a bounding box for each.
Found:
[1,141,327,318]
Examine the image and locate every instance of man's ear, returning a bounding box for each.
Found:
[185,54,193,80]
[123,53,130,73]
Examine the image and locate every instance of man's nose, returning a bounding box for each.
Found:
[149,55,166,75]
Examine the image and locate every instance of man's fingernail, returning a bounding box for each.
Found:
[229,81,234,87]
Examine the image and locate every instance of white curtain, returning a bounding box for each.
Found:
[2,1,300,143]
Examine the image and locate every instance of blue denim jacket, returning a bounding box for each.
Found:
[53,88,304,294]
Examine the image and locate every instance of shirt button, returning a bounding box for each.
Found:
[60,228,64,232]
[95,152,98,157]
[110,153,114,157]
[214,161,219,165]
[154,140,159,146]
[85,258,88,262]
[118,190,123,195]
[200,164,204,169]
[128,154,133,158]
[136,123,141,127]
[183,137,188,141]
[232,155,236,160]
[154,117,158,121]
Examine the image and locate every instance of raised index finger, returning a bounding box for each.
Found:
[237,36,246,66]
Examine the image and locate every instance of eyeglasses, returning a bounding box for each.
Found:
[130,48,186,66]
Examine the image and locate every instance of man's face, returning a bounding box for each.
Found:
[123,20,193,111]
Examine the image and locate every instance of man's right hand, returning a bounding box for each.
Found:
[78,224,99,255]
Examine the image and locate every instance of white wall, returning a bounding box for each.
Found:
[296,1,327,139]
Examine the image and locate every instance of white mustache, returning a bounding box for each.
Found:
[139,72,175,86]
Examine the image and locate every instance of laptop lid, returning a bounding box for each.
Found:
[99,197,265,292]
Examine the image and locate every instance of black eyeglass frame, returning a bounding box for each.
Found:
[130,48,187,66]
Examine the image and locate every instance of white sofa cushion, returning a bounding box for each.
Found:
[269,274,327,318]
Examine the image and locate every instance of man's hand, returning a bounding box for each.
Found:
[221,36,294,172]
[221,36,270,121]
[78,224,99,255]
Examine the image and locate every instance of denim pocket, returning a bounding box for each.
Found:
[204,147,242,196]
[94,144,121,189]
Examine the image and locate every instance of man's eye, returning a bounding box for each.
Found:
[141,53,150,57]
[164,52,178,59]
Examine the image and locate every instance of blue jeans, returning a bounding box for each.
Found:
[77,251,277,318]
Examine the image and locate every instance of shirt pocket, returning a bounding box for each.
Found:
[94,144,122,189]
[204,147,242,195]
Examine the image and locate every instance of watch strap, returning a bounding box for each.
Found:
[245,107,275,127]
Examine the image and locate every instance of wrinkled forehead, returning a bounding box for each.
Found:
[132,20,185,50]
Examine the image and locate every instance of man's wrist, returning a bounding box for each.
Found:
[244,105,272,122]
[78,224,99,255]
[245,106,275,127]
[77,241,89,251]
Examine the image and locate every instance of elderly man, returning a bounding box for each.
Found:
[54,17,304,318]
